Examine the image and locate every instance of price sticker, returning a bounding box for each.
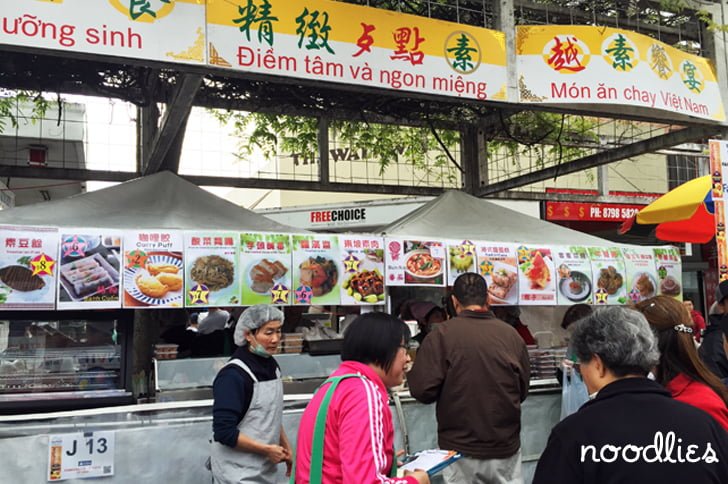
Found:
[48,431,114,481]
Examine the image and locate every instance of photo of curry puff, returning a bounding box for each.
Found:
[147,263,180,276]
[155,272,183,291]
[135,273,170,298]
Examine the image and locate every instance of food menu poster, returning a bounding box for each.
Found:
[291,235,341,305]
[475,243,518,306]
[654,247,683,300]
[447,240,478,287]
[0,225,58,311]
[385,238,446,287]
[57,230,122,310]
[122,231,184,309]
[240,233,293,306]
[340,236,385,305]
[588,247,628,305]
[516,246,556,305]
[622,247,659,304]
[710,140,728,283]
[184,233,240,307]
[552,246,593,306]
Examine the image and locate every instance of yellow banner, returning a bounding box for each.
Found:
[206,0,506,101]
[517,25,724,121]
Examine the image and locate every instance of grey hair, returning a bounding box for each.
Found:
[234,305,284,346]
[569,306,659,376]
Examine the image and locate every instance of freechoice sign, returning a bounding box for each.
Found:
[545,201,644,222]
[310,208,367,224]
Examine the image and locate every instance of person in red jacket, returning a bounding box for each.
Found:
[683,299,706,342]
[636,296,728,430]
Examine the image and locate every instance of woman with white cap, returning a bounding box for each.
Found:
[210,304,292,483]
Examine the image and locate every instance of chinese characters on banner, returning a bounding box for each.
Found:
[184,232,240,307]
[385,238,445,287]
[475,243,518,306]
[340,235,385,305]
[552,246,593,306]
[621,247,659,304]
[2,0,206,65]
[122,231,183,308]
[240,233,293,306]
[516,246,556,305]
[653,247,683,300]
[57,230,122,310]
[446,240,477,286]
[516,25,725,122]
[291,235,341,305]
[0,225,58,310]
[206,0,507,102]
[710,140,728,283]
[588,247,628,305]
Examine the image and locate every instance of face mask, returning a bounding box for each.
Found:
[249,335,271,358]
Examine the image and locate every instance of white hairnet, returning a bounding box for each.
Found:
[234,305,285,346]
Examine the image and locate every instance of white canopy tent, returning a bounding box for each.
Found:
[382,189,618,246]
[0,171,301,232]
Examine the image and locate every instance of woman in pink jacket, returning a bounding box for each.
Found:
[293,312,429,484]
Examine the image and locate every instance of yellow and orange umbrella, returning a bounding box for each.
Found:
[619,176,716,243]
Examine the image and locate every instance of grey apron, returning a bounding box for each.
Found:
[211,358,283,484]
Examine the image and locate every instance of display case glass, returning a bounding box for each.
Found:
[0,311,132,407]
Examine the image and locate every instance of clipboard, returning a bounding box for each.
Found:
[399,449,462,476]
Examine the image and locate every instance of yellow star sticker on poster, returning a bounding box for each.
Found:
[188,284,209,305]
[460,240,475,256]
[343,254,361,273]
[517,246,531,264]
[30,253,55,276]
[595,288,608,305]
[270,284,290,304]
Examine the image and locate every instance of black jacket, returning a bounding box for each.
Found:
[700,316,728,380]
[533,378,728,484]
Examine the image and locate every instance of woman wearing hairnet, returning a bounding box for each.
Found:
[209,304,292,483]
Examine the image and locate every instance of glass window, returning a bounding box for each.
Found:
[0,317,123,398]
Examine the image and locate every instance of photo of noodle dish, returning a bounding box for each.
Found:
[124,254,183,306]
[404,250,443,280]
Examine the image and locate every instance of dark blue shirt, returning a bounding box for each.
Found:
[212,346,279,447]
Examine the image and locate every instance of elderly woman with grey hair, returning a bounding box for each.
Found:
[534,306,728,484]
[210,305,292,483]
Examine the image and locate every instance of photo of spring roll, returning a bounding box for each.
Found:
[59,253,120,302]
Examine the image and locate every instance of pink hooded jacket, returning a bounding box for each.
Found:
[294,360,418,484]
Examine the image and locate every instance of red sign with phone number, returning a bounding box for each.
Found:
[545,202,645,222]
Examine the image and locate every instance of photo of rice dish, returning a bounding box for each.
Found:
[190,255,235,291]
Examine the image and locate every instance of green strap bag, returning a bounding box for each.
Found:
[290,373,397,483]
